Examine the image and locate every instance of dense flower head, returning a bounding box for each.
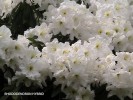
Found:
[103,52,133,99]
[44,0,99,41]
[1,0,133,100]
[24,22,52,44]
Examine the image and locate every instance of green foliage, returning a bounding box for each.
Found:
[51,33,78,45]
[28,36,45,51]
[0,76,67,100]
[0,1,43,39]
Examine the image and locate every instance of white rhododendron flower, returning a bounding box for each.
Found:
[1,0,133,100]
[44,0,99,41]
[25,22,52,44]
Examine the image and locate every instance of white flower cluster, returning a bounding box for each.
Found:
[42,36,112,100]
[24,22,52,44]
[44,0,99,41]
[92,0,133,52]
[1,0,133,100]
[0,25,51,87]
[0,0,90,18]
[103,52,133,99]
[44,0,133,52]
[0,24,112,100]
[0,0,12,17]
